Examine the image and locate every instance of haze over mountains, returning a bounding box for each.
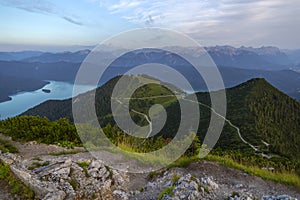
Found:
[0,45,300,103]
[206,46,292,70]
[1,45,299,67]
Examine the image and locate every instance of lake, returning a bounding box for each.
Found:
[0,81,95,120]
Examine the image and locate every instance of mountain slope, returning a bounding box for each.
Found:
[220,78,300,158]
[0,60,80,82]
[22,76,300,159]
[283,49,300,63]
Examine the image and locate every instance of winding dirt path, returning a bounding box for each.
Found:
[182,98,260,151]
[113,94,274,158]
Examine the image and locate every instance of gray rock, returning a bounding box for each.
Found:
[42,191,66,200]
[89,160,103,169]
[262,195,298,200]
[189,181,198,191]
[113,190,129,200]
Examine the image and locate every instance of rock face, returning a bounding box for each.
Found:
[39,158,127,199]
[0,150,299,200]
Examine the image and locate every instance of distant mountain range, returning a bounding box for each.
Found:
[0,51,43,61]
[0,45,299,69]
[22,76,300,159]
[205,46,292,70]
[22,49,91,63]
[0,46,300,103]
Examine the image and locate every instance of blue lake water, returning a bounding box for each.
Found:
[0,81,95,120]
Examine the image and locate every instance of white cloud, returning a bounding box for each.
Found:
[0,0,84,26]
[109,0,142,14]
[107,0,219,28]
[113,0,298,48]
[85,0,300,47]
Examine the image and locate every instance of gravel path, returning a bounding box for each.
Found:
[0,133,85,159]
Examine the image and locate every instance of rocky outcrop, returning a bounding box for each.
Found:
[0,152,129,199]
[128,171,221,199]
[161,173,219,199]
[0,150,299,200]
[128,169,299,200]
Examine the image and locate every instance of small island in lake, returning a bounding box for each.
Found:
[42,89,51,93]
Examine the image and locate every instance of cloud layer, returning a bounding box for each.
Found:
[1,0,299,48]
[96,0,300,47]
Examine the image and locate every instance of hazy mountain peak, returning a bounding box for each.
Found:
[239,46,282,55]
[76,49,91,55]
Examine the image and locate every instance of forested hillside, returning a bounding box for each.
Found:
[219,78,300,158]
[21,76,300,160]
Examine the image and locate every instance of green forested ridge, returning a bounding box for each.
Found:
[224,78,300,158]
[14,76,300,160]
[178,78,300,159]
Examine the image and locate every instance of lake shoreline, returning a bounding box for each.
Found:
[0,81,94,120]
[0,81,50,104]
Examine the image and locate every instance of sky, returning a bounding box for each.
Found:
[0,0,299,51]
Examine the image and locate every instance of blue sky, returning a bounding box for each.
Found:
[0,0,299,51]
